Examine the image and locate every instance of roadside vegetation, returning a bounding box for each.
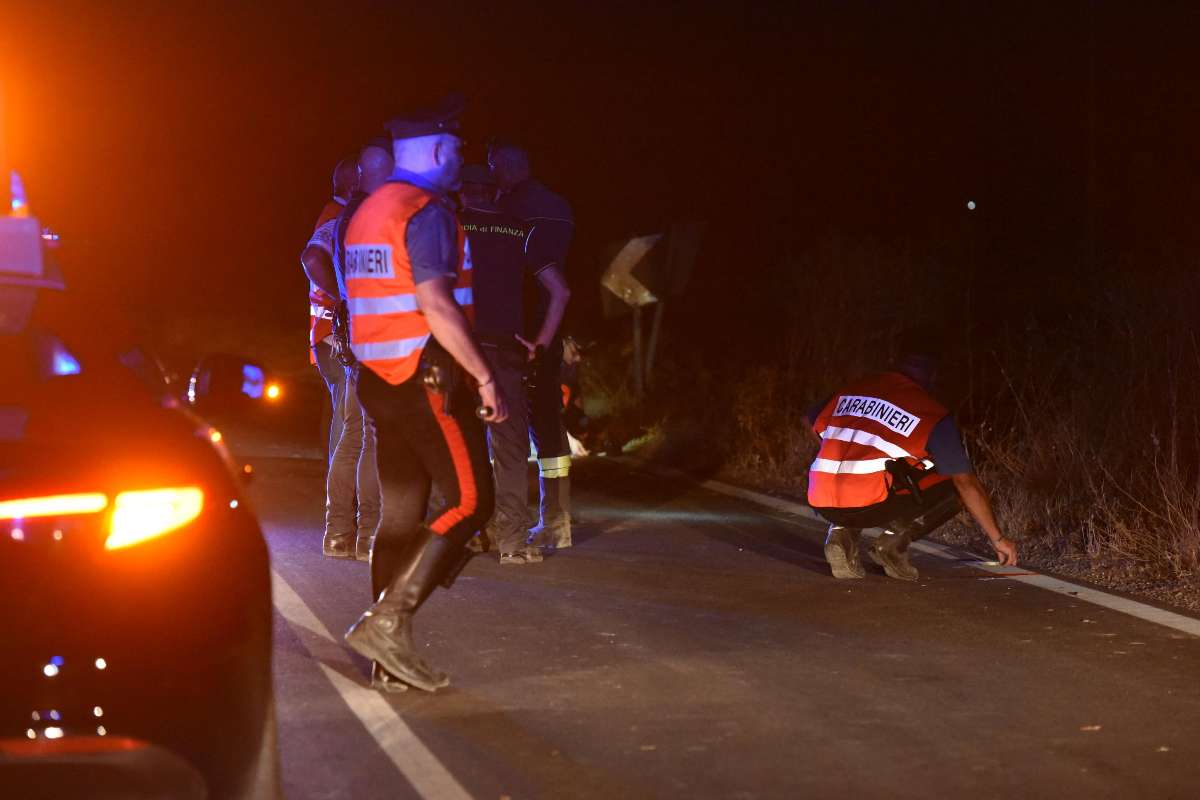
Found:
[590,238,1200,608]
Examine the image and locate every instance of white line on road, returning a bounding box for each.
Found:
[618,458,1200,639]
[270,570,471,800]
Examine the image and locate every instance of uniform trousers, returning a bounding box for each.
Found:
[528,337,570,462]
[480,343,532,552]
[814,479,960,538]
[327,364,381,541]
[356,367,495,558]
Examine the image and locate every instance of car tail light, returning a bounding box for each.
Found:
[0,493,108,519]
[105,488,204,550]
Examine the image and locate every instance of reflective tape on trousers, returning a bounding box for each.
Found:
[538,455,571,478]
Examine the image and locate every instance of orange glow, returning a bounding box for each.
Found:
[265,383,282,401]
[105,487,204,550]
[0,493,108,519]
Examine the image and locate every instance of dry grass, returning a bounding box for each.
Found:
[614,239,1200,584]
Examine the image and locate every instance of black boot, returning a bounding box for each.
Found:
[823,526,865,579]
[347,526,460,692]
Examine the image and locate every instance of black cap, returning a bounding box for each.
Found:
[385,93,465,141]
[459,164,494,186]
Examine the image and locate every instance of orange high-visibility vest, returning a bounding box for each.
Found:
[307,198,343,363]
[808,372,951,509]
[343,181,472,385]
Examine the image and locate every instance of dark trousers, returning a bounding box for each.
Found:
[814,479,960,539]
[529,338,569,460]
[480,344,532,551]
[356,368,495,558]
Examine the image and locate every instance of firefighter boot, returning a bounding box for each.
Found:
[347,526,454,692]
[528,475,572,551]
[322,531,355,560]
[823,526,865,579]
[870,528,920,581]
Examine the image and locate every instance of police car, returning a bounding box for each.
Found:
[0,183,279,798]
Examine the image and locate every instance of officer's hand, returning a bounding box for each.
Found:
[514,334,539,362]
[478,378,508,424]
[992,536,1018,566]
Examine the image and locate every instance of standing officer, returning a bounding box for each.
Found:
[489,142,574,551]
[807,332,1018,581]
[459,164,571,564]
[302,156,358,557]
[320,138,393,561]
[342,96,506,693]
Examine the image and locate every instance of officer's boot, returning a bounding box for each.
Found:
[322,531,355,560]
[364,533,410,693]
[871,484,964,582]
[529,472,572,552]
[869,528,919,581]
[347,526,455,692]
[823,526,865,579]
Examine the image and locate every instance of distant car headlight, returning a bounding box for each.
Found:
[105,487,204,550]
[265,382,282,401]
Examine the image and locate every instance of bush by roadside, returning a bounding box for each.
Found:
[590,238,1200,611]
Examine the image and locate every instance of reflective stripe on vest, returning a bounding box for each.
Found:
[348,287,472,317]
[345,182,471,385]
[807,372,948,509]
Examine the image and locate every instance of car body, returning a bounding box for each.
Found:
[0,229,279,798]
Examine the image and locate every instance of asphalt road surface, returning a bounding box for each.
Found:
[246,449,1200,800]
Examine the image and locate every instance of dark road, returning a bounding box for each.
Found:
[249,452,1200,800]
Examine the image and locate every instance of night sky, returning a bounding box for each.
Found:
[4,1,1200,352]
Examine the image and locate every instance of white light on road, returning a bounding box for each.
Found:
[44,727,63,740]
[43,663,59,677]
[95,657,107,670]
[967,200,976,211]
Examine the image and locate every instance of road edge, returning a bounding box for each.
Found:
[611,456,1200,639]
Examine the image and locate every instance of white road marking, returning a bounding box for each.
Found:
[271,570,471,800]
[618,458,1200,639]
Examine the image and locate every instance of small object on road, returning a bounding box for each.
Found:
[1157,746,1172,753]
[1080,725,1102,732]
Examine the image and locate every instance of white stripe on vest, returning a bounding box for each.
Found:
[819,426,915,460]
[349,287,472,318]
[352,334,431,362]
[810,457,893,475]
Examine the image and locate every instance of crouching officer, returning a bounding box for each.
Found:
[341,95,506,692]
[807,333,1017,581]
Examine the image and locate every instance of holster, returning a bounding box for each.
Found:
[885,458,931,504]
[332,299,357,367]
[418,337,464,416]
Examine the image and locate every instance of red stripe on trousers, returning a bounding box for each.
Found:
[425,388,478,535]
